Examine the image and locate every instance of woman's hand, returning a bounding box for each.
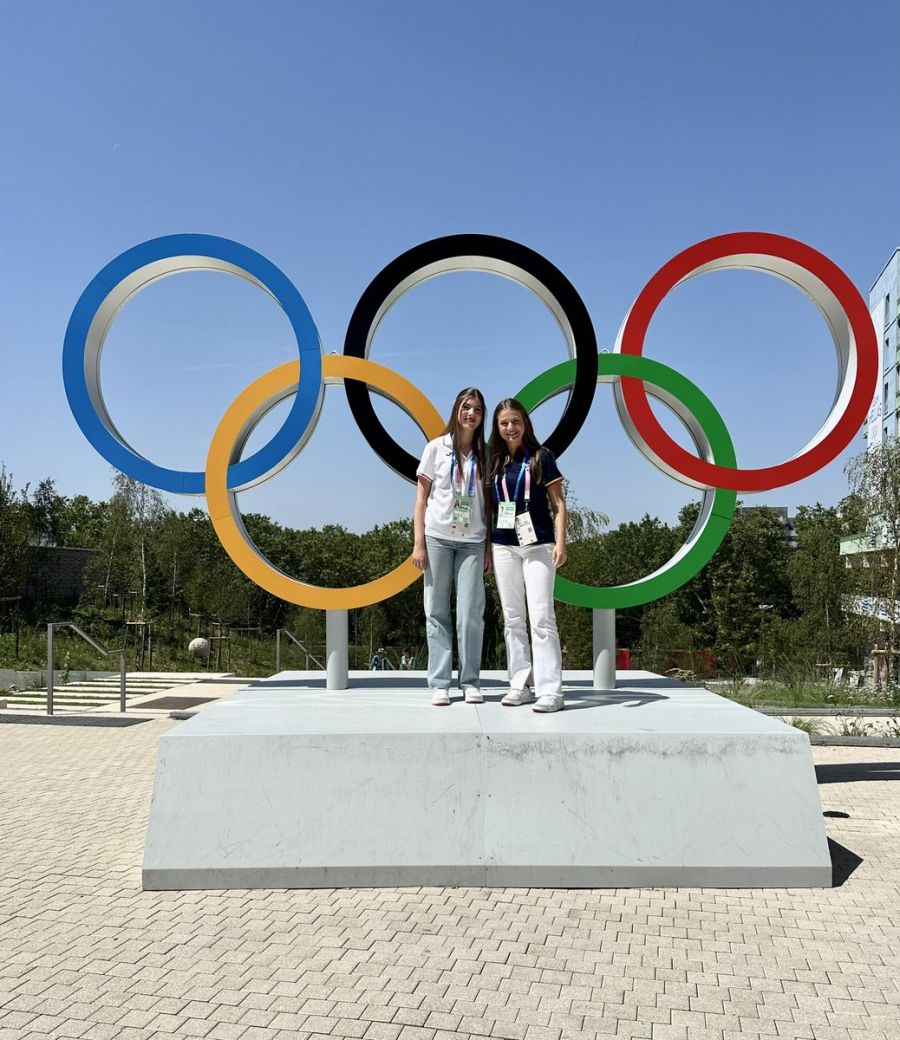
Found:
[412,541,428,571]
[484,545,493,574]
[547,480,567,569]
[412,475,431,572]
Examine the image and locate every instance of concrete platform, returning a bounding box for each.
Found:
[142,670,832,890]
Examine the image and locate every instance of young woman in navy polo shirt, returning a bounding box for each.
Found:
[489,398,567,713]
[412,387,490,706]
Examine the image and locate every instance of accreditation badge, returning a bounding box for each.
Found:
[497,501,517,529]
[514,511,539,546]
[450,494,473,537]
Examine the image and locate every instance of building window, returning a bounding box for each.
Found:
[886,294,891,327]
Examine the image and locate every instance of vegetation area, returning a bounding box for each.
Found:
[0,443,898,695]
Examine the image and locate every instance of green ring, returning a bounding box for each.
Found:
[513,354,737,609]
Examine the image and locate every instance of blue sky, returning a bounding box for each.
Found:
[1,1,899,533]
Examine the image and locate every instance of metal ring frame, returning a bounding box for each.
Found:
[513,355,735,609]
[62,234,324,495]
[343,234,598,480]
[613,232,878,492]
[62,231,878,610]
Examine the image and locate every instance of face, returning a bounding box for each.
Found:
[496,408,525,449]
[457,396,484,430]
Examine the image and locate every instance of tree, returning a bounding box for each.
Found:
[0,466,31,598]
[671,504,792,669]
[27,478,66,546]
[788,505,855,663]
[846,440,900,658]
[90,473,168,620]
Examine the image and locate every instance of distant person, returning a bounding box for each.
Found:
[369,647,393,671]
[400,646,414,670]
[412,387,489,707]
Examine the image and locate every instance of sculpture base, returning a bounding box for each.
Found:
[142,670,831,890]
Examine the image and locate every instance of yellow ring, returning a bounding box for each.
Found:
[206,356,445,609]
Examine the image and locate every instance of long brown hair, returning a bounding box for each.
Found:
[489,398,544,484]
[443,387,487,482]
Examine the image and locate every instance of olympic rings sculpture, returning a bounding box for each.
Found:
[63,232,878,611]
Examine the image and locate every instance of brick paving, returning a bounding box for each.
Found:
[1,715,898,1040]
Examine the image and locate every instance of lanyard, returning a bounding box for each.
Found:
[449,440,476,497]
[494,452,531,506]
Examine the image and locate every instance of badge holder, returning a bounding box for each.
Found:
[450,495,473,538]
[449,446,477,538]
[496,500,516,529]
[494,453,536,544]
[514,511,538,546]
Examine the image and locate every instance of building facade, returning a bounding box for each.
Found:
[865,248,900,446]
[842,250,900,590]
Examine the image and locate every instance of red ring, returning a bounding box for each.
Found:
[618,232,879,492]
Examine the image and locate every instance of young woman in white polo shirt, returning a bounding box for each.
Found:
[412,387,489,706]
[490,398,567,713]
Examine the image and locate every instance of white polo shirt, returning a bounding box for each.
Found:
[417,435,487,542]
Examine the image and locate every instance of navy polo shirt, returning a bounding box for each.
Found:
[491,447,563,546]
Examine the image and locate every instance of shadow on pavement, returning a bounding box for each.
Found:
[0,713,152,728]
[571,676,686,691]
[828,837,863,886]
[250,676,506,690]
[815,761,900,783]
[558,692,669,711]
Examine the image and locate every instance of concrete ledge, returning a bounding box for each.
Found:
[143,670,832,890]
[143,864,830,890]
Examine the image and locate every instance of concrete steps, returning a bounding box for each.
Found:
[2,672,231,711]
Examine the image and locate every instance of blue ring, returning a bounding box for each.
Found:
[62,234,323,494]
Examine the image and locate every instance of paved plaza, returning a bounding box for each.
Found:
[1,713,898,1040]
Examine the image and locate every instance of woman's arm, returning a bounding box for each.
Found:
[547,480,567,568]
[412,475,432,570]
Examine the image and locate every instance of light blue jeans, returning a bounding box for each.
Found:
[424,535,486,690]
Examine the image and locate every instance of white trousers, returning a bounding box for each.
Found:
[492,542,562,698]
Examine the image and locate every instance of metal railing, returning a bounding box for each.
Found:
[46,623,126,715]
[275,628,325,673]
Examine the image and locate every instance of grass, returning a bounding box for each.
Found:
[830,716,874,737]
[712,674,900,711]
[782,716,823,735]
[0,627,391,677]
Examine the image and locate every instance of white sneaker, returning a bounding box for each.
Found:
[533,695,564,713]
[502,688,536,707]
[463,687,483,704]
[431,690,451,707]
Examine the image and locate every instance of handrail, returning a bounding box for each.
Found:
[275,628,325,673]
[47,622,127,716]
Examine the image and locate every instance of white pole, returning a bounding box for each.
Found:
[593,608,616,691]
[326,610,349,690]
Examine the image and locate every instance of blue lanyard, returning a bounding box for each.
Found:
[494,452,530,504]
[449,440,476,496]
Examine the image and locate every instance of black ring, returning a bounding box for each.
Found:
[343,234,598,482]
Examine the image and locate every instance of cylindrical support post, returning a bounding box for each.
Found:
[592,608,616,691]
[275,629,281,674]
[326,610,349,690]
[46,623,54,716]
[119,653,127,713]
